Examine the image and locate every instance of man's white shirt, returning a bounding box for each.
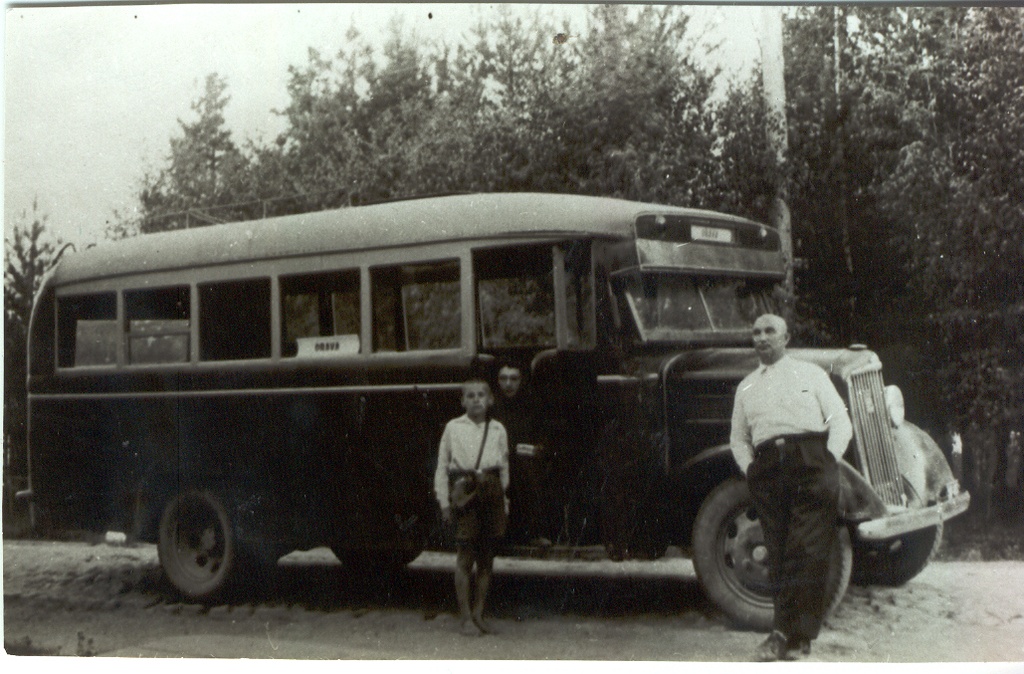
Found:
[730,355,853,473]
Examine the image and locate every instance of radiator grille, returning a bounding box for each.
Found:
[848,368,905,507]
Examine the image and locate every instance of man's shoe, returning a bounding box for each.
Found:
[787,637,811,657]
[755,631,789,662]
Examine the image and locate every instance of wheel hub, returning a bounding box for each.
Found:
[722,507,771,592]
[171,503,226,581]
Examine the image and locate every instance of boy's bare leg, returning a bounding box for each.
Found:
[472,539,498,634]
[455,545,482,636]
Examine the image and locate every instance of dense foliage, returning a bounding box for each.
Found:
[133,7,774,223]
[782,6,1023,517]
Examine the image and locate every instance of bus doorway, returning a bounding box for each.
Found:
[474,240,601,548]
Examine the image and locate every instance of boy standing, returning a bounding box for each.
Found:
[434,379,510,636]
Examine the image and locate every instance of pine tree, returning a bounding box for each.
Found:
[4,203,61,479]
[139,74,250,232]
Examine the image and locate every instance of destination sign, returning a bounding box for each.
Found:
[296,334,360,358]
[690,225,735,244]
[634,213,779,251]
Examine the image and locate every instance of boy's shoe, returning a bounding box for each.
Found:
[473,616,499,634]
[459,619,483,637]
[755,631,789,662]
[529,537,552,547]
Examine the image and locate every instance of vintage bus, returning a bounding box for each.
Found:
[21,193,969,627]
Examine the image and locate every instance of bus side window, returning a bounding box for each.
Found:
[198,278,272,361]
[371,260,460,352]
[474,245,556,349]
[280,269,361,357]
[125,286,190,364]
[57,292,117,368]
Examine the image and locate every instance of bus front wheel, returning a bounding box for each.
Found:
[692,478,852,631]
[158,490,239,600]
[851,523,942,587]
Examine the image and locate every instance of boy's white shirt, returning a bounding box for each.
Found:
[433,414,510,508]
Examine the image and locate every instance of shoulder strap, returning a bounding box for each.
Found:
[472,418,490,470]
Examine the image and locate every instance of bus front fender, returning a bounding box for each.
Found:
[680,446,888,524]
[837,459,888,523]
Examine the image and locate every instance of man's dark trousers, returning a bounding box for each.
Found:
[747,433,841,642]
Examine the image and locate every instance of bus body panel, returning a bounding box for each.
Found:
[28,382,454,552]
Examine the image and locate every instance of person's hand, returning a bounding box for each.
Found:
[441,506,452,523]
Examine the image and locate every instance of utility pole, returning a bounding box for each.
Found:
[834,6,855,340]
[759,6,794,308]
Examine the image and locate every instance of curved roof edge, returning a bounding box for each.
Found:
[53,192,770,286]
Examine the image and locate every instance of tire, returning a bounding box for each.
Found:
[157,490,239,600]
[692,479,853,631]
[852,522,942,587]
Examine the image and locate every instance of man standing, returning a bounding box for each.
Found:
[730,314,853,661]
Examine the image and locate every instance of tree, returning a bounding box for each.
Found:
[878,7,1024,520]
[771,5,1022,520]
[139,73,253,232]
[264,24,432,208]
[249,5,737,208]
[447,6,569,193]
[4,203,62,480]
[551,6,718,201]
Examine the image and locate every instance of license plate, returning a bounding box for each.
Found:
[690,225,734,244]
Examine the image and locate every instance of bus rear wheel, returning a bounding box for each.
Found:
[158,490,238,600]
[692,478,852,631]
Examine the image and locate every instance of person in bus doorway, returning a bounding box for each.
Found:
[729,314,853,661]
[492,363,552,548]
[434,379,510,636]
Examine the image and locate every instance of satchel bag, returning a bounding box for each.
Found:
[449,418,490,511]
[451,473,478,509]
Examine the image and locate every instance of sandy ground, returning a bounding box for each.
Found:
[3,538,1024,665]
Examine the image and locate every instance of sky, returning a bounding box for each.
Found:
[4,3,763,248]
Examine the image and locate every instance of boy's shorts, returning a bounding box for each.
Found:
[452,471,507,542]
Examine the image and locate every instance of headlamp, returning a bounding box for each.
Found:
[884,385,905,428]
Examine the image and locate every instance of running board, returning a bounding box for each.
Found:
[498,544,610,561]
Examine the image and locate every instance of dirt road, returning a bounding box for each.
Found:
[3,539,1023,662]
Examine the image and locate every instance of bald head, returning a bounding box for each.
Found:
[752,314,789,365]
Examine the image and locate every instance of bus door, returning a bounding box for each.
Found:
[278,267,367,542]
[355,258,468,551]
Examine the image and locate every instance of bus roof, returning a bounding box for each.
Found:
[52,192,771,286]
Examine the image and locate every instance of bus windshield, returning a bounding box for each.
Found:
[618,273,774,341]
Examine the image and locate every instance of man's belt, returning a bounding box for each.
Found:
[754,431,828,457]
